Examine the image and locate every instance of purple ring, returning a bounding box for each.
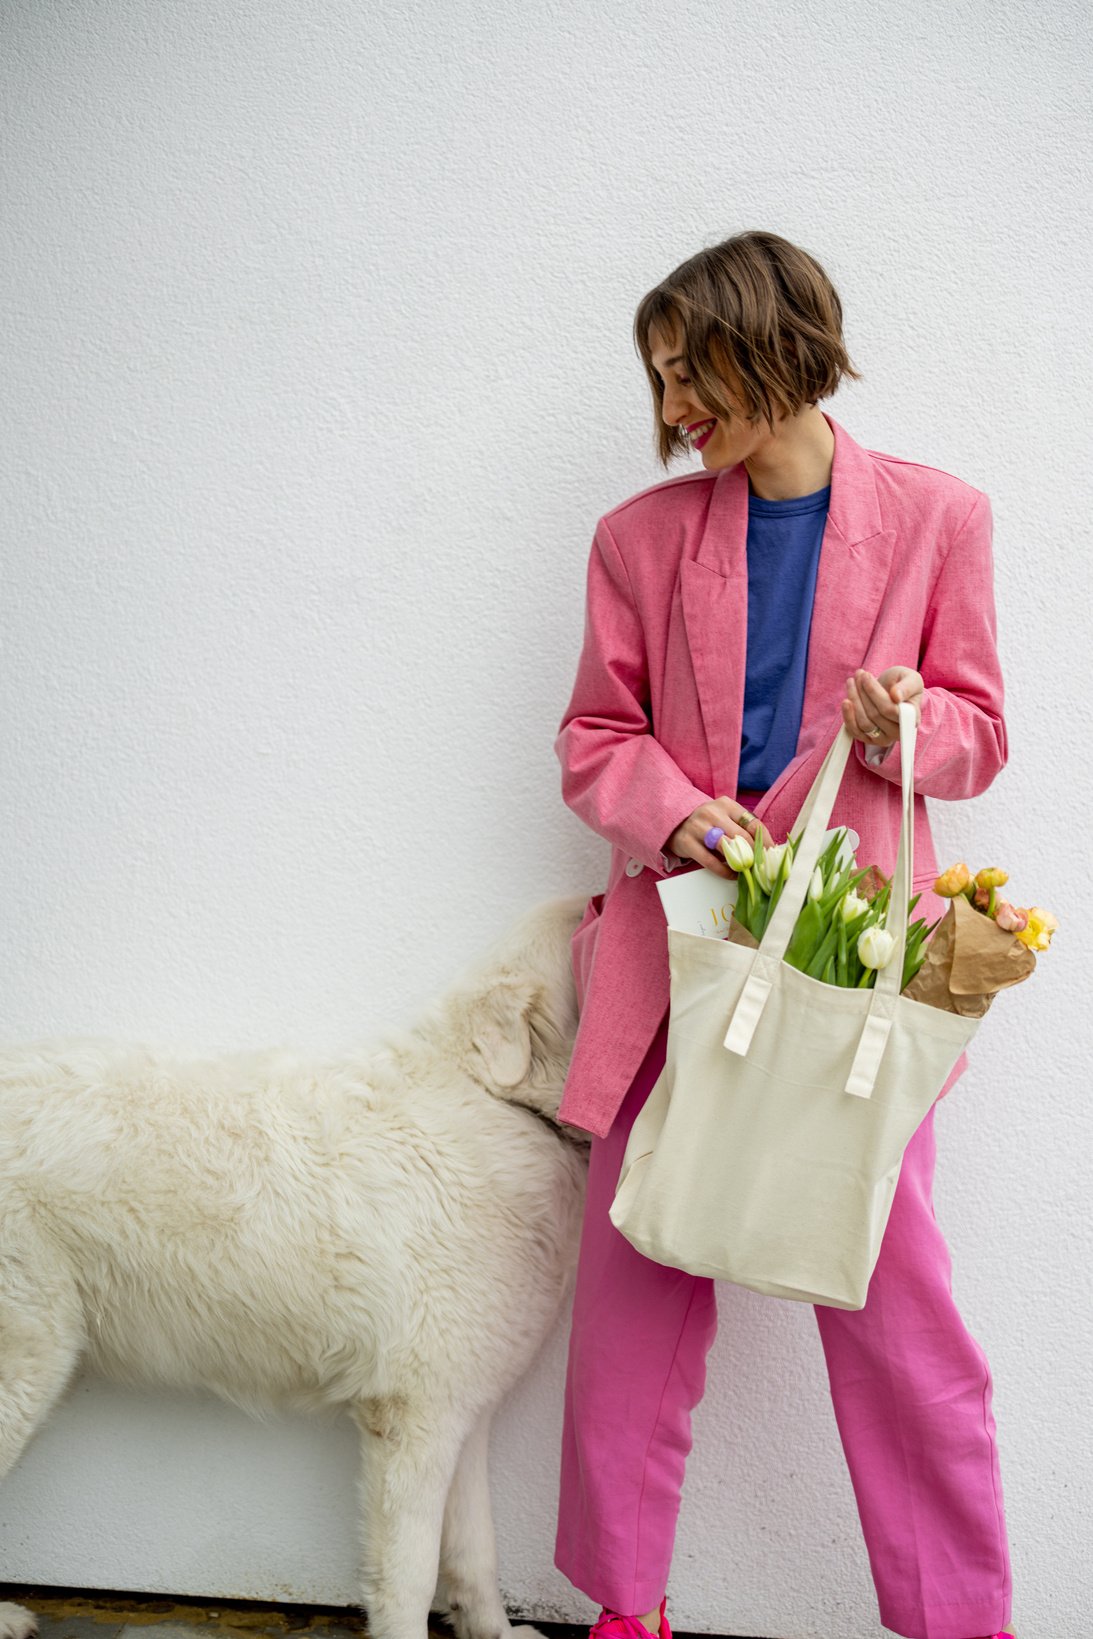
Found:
[704,826,726,851]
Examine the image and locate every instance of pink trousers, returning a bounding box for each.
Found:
[554,1011,1012,1639]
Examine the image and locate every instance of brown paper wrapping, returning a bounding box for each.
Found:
[726,917,760,950]
[728,892,1036,1016]
[856,864,891,901]
[902,893,1036,1016]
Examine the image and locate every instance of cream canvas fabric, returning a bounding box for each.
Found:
[610,702,980,1310]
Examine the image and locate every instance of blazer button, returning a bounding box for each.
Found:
[625,857,644,877]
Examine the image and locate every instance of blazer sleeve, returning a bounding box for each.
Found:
[853,489,1008,799]
[554,516,711,872]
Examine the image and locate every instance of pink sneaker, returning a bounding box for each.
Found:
[590,1599,670,1639]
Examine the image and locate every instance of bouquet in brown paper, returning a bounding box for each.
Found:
[902,863,1057,1016]
[717,827,1057,1010]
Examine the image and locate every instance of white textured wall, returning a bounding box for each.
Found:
[2,1,1090,1634]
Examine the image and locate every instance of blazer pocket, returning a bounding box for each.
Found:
[571,892,605,1015]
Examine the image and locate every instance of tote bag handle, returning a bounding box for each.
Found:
[722,700,918,1099]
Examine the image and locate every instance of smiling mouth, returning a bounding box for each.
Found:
[689,420,717,448]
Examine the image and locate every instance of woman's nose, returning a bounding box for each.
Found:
[661,389,687,427]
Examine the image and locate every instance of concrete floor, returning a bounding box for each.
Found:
[0,1591,373,1639]
[0,1592,632,1639]
[0,1590,765,1639]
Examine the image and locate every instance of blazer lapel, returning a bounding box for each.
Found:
[681,411,896,809]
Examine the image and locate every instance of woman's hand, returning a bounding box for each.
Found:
[842,666,924,748]
[667,798,775,879]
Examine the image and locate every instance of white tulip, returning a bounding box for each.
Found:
[858,925,897,969]
[808,865,824,901]
[721,833,754,872]
[756,842,789,892]
[841,890,870,923]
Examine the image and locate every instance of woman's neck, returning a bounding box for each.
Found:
[745,403,835,501]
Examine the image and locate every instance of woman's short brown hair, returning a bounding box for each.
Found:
[634,230,863,468]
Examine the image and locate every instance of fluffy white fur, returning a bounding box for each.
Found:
[0,893,591,1639]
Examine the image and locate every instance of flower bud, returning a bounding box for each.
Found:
[841,890,870,923]
[755,842,789,893]
[994,900,1028,933]
[975,866,1009,890]
[934,862,971,896]
[858,925,897,969]
[721,833,754,872]
[808,864,824,901]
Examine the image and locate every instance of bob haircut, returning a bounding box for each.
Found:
[634,230,863,469]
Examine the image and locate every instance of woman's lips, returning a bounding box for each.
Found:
[692,420,717,450]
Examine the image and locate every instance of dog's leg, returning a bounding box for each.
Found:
[353,1397,466,1639]
[438,1410,545,1639]
[0,1242,85,1639]
[0,1608,37,1639]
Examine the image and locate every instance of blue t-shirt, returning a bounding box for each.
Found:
[737,481,830,791]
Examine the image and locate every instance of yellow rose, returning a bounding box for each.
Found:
[1014,906,1059,951]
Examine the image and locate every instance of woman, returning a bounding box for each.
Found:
[551,231,1014,1639]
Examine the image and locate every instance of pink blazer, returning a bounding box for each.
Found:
[554,410,1008,1139]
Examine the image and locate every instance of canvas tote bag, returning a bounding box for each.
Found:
[610,701,980,1310]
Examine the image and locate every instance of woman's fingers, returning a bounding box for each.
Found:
[857,669,902,725]
[689,799,773,875]
[715,798,774,848]
[845,672,896,741]
[669,796,779,877]
[680,825,734,877]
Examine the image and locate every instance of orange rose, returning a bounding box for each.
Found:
[934,862,972,897]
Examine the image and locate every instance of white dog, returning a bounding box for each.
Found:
[0,893,591,1639]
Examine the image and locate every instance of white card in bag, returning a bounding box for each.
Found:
[655,827,859,939]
